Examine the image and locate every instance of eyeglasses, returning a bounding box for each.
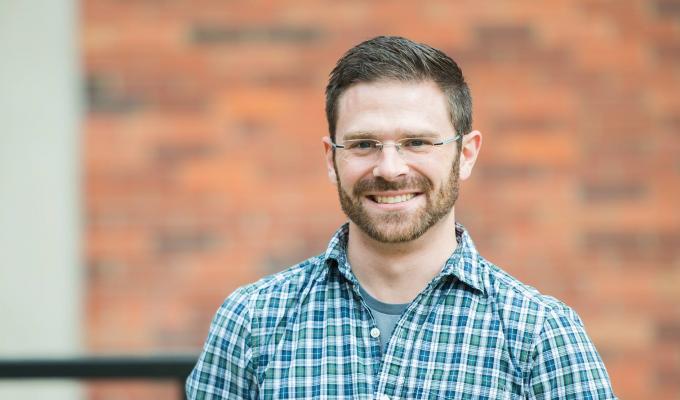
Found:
[330,135,461,162]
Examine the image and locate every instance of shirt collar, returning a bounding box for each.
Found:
[322,222,486,295]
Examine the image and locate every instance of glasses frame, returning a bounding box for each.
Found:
[330,134,461,158]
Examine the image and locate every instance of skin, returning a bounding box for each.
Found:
[323,80,482,303]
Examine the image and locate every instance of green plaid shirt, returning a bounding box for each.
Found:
[187,223,615,399]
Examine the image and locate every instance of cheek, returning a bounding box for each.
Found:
[337,172,361,194]
[424,162,458,187]
[335,162,368,188]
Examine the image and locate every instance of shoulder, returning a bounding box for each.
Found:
[187,255,329,397]
[479,257,591,369]
[483,257,579,319]
[214,253,328,326]
[480,261,616,396]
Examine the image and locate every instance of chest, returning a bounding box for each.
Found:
[254,285,526,399]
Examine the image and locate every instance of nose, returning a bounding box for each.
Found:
[372,145,409,180]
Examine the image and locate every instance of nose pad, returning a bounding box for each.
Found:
[381,142,402,153]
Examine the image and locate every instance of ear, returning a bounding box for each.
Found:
[322,136,338,184]
[458,130,482,181]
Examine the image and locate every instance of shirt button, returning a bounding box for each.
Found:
[370,327,381,338]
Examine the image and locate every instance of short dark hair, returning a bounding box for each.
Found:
[325,36,472,143]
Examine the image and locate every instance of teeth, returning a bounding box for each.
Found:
[373,194,416,204]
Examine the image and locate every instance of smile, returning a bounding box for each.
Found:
[369,193,417,204]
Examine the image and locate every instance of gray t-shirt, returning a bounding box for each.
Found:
[358,285,410,352]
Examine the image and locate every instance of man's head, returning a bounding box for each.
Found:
[323,37,481,244]
[325,36,472,144]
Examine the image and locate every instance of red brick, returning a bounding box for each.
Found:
[82,1,680,398]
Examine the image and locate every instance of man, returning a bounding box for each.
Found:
[187,36,615,399]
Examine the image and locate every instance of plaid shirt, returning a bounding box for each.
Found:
[187,223,615,399]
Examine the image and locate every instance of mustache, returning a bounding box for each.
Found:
[352,176,433,196]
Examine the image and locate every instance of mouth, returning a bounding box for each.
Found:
[366,192,420,204]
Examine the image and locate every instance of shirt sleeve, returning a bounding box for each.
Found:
[186,287,258,400]
[526,307,616,399]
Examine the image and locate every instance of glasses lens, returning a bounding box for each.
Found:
[338,137,449,162]
[399,138,435,154]
[344,139,380,157]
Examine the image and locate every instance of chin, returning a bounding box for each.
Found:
[358,216,431,243]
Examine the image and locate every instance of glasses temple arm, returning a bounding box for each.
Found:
[433,134,461,146]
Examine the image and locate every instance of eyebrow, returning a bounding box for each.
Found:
[341,130,442,141]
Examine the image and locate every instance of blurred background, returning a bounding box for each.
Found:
[1,0,679,399]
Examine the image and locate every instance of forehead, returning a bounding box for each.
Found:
[335,80,453,140]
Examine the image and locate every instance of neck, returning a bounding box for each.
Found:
[346,211,458,304]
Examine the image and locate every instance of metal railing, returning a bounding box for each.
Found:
[0,354,197,400]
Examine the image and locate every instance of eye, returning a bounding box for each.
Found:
[402,138,433,148]
[347,140,379,150]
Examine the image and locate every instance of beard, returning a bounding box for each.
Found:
[336,157,460,243]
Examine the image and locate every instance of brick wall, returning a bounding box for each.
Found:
[83,1,680,398]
